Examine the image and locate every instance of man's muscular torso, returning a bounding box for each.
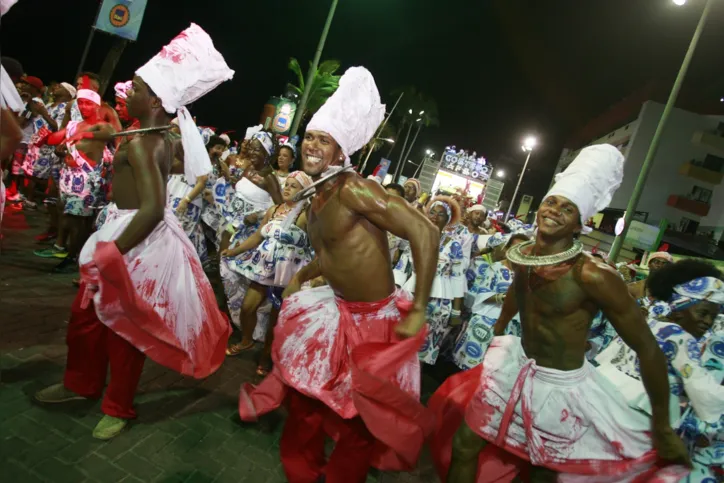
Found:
[112,133,171,210]
[515,252,606,370]
[308,173,396,303]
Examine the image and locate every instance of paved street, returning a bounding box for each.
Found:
[0,206,440,483]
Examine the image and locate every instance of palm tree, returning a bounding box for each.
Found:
[287,58,341,128]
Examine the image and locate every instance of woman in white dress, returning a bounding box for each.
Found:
[395,195,466,365]
[220,171,313,372]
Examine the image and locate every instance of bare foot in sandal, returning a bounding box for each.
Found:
[226,341,254,356]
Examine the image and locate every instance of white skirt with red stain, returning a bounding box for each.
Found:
[78,203,231,379]
[446,335,688,481]
[239,286,435,471]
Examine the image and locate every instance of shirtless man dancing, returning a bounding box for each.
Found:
[239,67,440,483]
[35,24,233,441]
[434,145,691,482]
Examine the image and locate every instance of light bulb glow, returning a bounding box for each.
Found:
[673,0,686,5]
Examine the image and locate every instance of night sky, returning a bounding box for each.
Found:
[3,0,723,204]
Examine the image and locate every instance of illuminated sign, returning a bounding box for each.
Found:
[440,146,492,181]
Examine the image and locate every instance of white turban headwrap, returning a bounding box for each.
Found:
[544,144,624,234]
[0,65,23,112]
[77,89,101,106]
[114,81,132,100]
[287,170,313,190]
[59,82,77,99]
[244,124,263,140]
[251,131,274,156]
[306,67,385,167]
[468,204,486,213]
[136,23,234,185]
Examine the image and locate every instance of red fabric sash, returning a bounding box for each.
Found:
[239,291,434,472]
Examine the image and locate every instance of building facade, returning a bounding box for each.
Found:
[553,101,724,242]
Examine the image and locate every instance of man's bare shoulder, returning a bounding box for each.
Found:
[579,254,626,291]
[128,134,166,162]
[338,174,388,208]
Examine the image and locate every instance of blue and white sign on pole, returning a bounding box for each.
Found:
[94,0,148,41]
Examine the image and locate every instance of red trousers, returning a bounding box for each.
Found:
[63,286,146,419]
[281,389,377,483]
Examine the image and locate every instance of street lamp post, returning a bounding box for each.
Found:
[504,136,537,222]
[608,0,715,262]
[290,0,340,137]
[359,92,403,173]
[412,149,435,178]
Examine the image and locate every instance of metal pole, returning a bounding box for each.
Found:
[98,38,128,97]
[289,0,340,137]
[400,122,423,177]
[75,28,96,80]
[360,92,403,173]
[413,155,427,179]
[393,122,413,181]
[504,150,532,222]
[609,0,714,262]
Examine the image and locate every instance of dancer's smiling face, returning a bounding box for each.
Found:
[301,130,345,178]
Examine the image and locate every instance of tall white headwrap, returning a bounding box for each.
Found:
[0,65,23,112]
[0,0,19,16]
[545,144,624,234]
[306,67,385,167]
[136,23,234,185]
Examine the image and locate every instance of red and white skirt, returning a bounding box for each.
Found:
[239,286,435,471]
[78,203,231,378]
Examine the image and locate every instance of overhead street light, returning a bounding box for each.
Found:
[497,170,505,178]
[505,135,537,222]
[673,0,687,5]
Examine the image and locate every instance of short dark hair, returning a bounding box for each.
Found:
[206,135,227,150]
[507,233,529,246]
[384,183,405,197]
[647,259,723,302]
[78,71,101,84]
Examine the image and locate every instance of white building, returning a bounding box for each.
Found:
[553,100,724,241]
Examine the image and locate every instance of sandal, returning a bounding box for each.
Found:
[225,341,254,356]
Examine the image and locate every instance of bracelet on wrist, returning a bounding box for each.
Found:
[183,196,192,203]
[450,309,462,317]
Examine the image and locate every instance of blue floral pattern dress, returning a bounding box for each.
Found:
[167,174,207,263]
[596,321,724,482]
[399,236,465,365]
[452,259,520,369]
[26,102,67,181]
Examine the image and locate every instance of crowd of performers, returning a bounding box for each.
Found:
[1,17,722,483]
